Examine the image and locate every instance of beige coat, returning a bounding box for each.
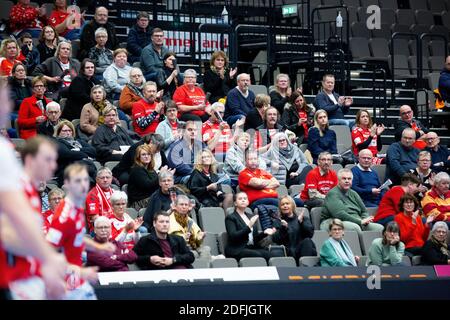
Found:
[79,101,112,135]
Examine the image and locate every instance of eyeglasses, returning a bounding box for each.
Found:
[401,110,412,116]
[104,114,117,118]
[278,139,287,142]
[419,159,431,162]
[60,129,73,132]
[113,202,127,206]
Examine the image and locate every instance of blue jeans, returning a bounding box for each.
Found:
[375,215,394,227]
[250,197,279,209]
[143,72,158,81]
[226,114,245,127]
[329,118,355,129]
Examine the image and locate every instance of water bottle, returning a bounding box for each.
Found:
[336,11,343,28]
[221,6,229,24]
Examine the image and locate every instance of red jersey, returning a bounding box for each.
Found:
[49,10,69,36]
[173,85,209,117]
[110,213,138,250]
[202,119,232,154]
[238,168,278,204]
[85,185,114,232]
[300,167,338,201]
[373,186,405,222]
[42,209,54,234]
[0,58,21,76]
[351,126,379,157]
[132,99,162,136]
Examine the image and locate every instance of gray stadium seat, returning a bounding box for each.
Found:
[372,164,386,182]
[125,207,138,219]
[93,161,102,170]
[358,255,368,266]
[415,10,434,26]
[360,0,379,8]
[249,85,268,95]
[127,263,140,271]
[296,207,310,219]
[138,208,146,218]
[268,257,297,267]
[299,256,320,267]
[218,231,228,254]
[121,184,128,193]
[379,0,398,9]
[396,9,416,26]
[345,163,355,169]
[391,38,411,56]
[0,1,13,21]
[389,55,414,79]
[402,255,412,266]
[239,257,267,267]
[408,56,429,76]
[59,98,67,112]
[427,72,440,89]
[221,184,233,195]
[412,255,422,266]
[350,37,373,61]
[192,259,210,268]
[289,184,304,197]
[371,24,392,39]
[428,0,446,13]
[105,161,120,171]
[351,22,371,38]
[369,38,390,62]
[342,0,360,8]
[203,232,219,256]
[344,231,363,256]
[312,230,329,252]
[360,231,382,255]
[331,164,343,172]
[71,40,80,59]
[409,24,430,36]
[380,8,396,26]
[409,0,429,10]
[391,23,412,34]
[429,25,449,41]
[277,185,289,197]
[330,125,352,153]
[429,56,445,72]
[310,207,322,230]
[11,138,25,150]
[429,40,447,57]
[198,207,226,234]
[442,12,450,31]
[299,143,308,152]
[211,258,238,268]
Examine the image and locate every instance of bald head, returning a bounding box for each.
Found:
[95,7,108,24]
[399,105,413,122]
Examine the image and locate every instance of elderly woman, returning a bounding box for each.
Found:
[62,58,100,121]
[91,105,136,163]
[119,67,145,115]
[33,40,80,100]
[262,132,311,187]
[0,39,21,76]
[411,151,435,200]
[87,216,138,272]
[54,120,97,186]
[156,51,183,100]
[367,221,405,266]
[307,109,338,164]
[109,191,144,250]
[271,196,316,260]
[351,109,384,164]
[224,132,267,186]
[79,85,113,141]
[281,91,315,145]
[172,68,210,122]
[269,73,298,115]
[203,50,237,103]
[8,62,32,113]
[103,48,132,100]
[186,149,233,209]
[244,94,270,131]
[87,27,114,78]
[421,172,450,226]
[49,0,83,40]
[36,25,58,63]
[42,187,65,233]
[320,218,359,267]
[155,100,183,150]
[421,222,450,265]
[127,144,159,211]
[395,194,434,257]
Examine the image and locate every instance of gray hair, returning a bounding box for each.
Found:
[90,85,107,100]
[434,172,450,185]
[432,221,449,233]
[402,128,416,138]
[46,101,61,112]
[110,191,128,205]
[158,170,174,181]
[211,101,224,112]
[318,151,332,160]
[129,67,143,77]
[143,81,157,91]
[95,27,108,38]
[48,187,65,199]
[337,168,353,180]
[237,73,250,81]
[175,194,190,205]
[96,167,112,177]
[184,69,197,78]
[94,216,110,228]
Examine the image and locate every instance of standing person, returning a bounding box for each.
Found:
[203,50,237,103]
[281,91,315,145]
[132,81,165,137]
[126,12,152,63]
[36,26,58,64]
[140,28,169,81]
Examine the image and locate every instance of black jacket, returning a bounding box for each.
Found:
[156,66,183,100]
[127,166,159,204]
[126,24,153,62]
[186,169,221,207]
[91,124,136,163]
[224,211,266,258]
[421,239,449,265]
[133,231,194,270]
[37,119,63,137]
[394,119,429,142]
[143,188,186,230]
[269,91,288,115]
[243,107,264,131]
[62,74,99,121]
[203,68,236,103]
[79,20,119,59]
[8,76,32,111]
[281,104,315,144]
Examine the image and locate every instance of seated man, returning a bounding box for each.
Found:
[300,152,338,208]
[351,149,384,208]
[254,106,285,153]
[133,211,195,270]
[37,101,63,137]
[373,173,420,226]
[238,150,279,209]
[425,132,450,174]
[140,28,169,81]
[438,55,450,103]
[126,12,152,63]
[394,105,429,149]
[386,128,420,185]
[224,73,255,126]
[85,167,115,233]
[313,74,354,128]
[86,216,137,272]
[132,81,165,137]
[320,168,384,235]
[422,172,450,227]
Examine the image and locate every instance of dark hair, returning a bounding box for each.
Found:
[165,99,177,111]
[398,193,420,212]
[12,62,26,74]
[153,210,170,222]
[80,58,95,76]
[289,91,311,112]
[21,136,57,163]
[163,51,176,61]
[39,25,58,44]
[137,11,149,20]
[400,173,421,186]
[152,28,163,36]
[143,133,164,151]
[19,33,32,41]
[382,221,401,246]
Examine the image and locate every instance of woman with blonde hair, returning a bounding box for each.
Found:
[0,39,21,76]
[307,109,338,163]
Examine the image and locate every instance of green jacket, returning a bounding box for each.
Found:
[367,238,405,266]
[319,238,353,267]
[321,186,369,226]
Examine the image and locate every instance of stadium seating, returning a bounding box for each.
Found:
[299,256,320,267]
[359,230,382,255]
[198,207,226,234]
[239,257,267,267]
[310,207,322,230]
[268,256,297,267]
[211,258,238,268]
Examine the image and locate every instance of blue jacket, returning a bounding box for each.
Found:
[426,145,450,174]
[386,142,420,185]
[224,87,255,119]
[166,138,206,183]
[313,91,349,120]
[351,165,383,207]
[140,43,169,75]
[439,68,450,102]
[307,127,338,163]
[126,24,153,62]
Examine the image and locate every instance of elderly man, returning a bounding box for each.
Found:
[386,128,420,185]
[132,81,165,137]
[86,216,137,272]
[255,106,285,152]
[224,73,256,126]
[313,74,354,128]
[425,131,450,174]
[320,168,384,235]
[79,6,119,59]
[439,55,450,103]
[394,105,429,148]
[300,151,338,209]
[351,149,383,208]
[422,172,450,227]
[37,101,63,137]
[140,28,169,81]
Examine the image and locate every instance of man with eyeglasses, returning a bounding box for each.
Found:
[140,28,169,81]
[422,172,450,228]
[37,101,63,137]
[42,187,65,234]
[425,131,450,174]
[394,105,429,149]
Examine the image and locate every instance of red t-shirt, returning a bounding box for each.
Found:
[395,213,429,248]
[298,110,309,140]
[300,167,338,201]
[0,58,21,76]
[173,85,209,117]
[238,168,278,204]
[85,185,114,233]
[110,213,137,250]
[132,99,162,136]
[49,10,69,36]
[202,120,232,154]
[373,186,405,222]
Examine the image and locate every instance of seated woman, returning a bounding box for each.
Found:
[62,58,100,121]
[224,192,271,261]
[155,100,183,150]
[367,221,405,266]
[395,193,434,258]
[351,109,384,164]
[127,144,159,211]
[320,218,359,267]
[8,62,32,115]
[119,67,145,116]
[410,150,435,200]
[307,109,338,164]
[102,48,132,100]
[36,25,58,64]
[272,196,316,260]
[262,132,312,188]
[49,0,84,40]
[109,191,144,250]
[281,91,315,145]
[421,221,450,265]
[156,52,183,100]
[79,85,113,141]
[202,50,237,104]
[91,105,136,164]
[269,73,298,115]
[87,27,114,80]
[54,120,97,186]
[244,94,270,131]
[186,149,233,210]
[0,39,21,76]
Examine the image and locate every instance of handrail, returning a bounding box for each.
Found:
[197,23,235,63]
[414,89,430,127]
[372,68,388,123]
